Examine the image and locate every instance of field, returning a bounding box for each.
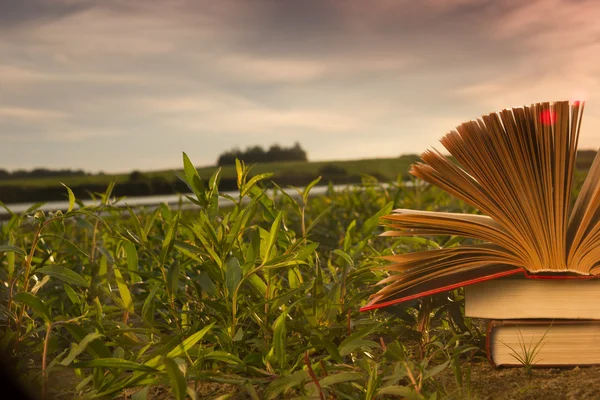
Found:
[0,154,598,400]
[0,156,421,189]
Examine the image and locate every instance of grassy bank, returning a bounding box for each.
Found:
[2,151,597,205]
[0,156,421,205]
[0,156,421,189]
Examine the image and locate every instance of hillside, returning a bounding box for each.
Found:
[0,155,421,204]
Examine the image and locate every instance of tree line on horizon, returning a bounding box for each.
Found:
[217,142,308,166]
[1,148,596,182]
[0,167,88,181]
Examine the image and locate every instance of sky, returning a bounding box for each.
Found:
[1,0,600,173]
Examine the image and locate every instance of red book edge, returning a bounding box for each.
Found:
[359,268,600,312]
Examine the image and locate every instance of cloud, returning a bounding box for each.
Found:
[1,0,600,173]
[0,106,68,120]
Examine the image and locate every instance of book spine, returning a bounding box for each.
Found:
[485,320,499,368]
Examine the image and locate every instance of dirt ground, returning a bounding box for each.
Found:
[441,362,600,400]
[41,361,600,399]
[117,362,600,400]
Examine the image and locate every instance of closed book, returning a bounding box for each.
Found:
[487,319,600,367]
[465,273,600,319]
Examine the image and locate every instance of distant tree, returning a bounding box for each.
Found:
[217,143,308,166]
[217,147,243,166]
[266,144,284,162]
[289,142,307,162]
[244,145,267,163]
[128,170,146,182]
[0,169,9,180]
[2,168,87,179]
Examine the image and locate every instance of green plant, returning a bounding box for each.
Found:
[499,323,552,377]
[4,152,560,399]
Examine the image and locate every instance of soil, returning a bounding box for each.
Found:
[440,362,600,400]
[41,361,600,399]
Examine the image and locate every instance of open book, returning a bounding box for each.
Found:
[362,101,600,311]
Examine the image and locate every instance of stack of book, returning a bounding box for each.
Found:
[465,271,600,367]
[361,100,600,367]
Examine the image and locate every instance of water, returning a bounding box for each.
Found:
[0,184,357,216]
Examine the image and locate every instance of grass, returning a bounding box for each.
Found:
[0,154,484,399]
[0,153,592,399]
[500,323,552,377]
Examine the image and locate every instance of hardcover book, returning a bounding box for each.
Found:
[486,320,600,367]
[465,273,600,319]
[361,101,600,312]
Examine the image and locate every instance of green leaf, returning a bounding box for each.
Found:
[0,245,27,258]
[167,261,180,298]
[319,372,363,388]
[225,257,241,299]
[339,326,381,357]
[113,268,134,313]
[0,200,14,215]
[393,236,441,249]
[244,383,260,400]
[288,266,302,290]
[72,358,159,372]
[241,173,274,197]
[160,214,180,268]
[265,370,310,399]
[197,272,217,296]
[65,324,112,359]
[271,311,287,368]
[333,249,354,267]
[142,285,160,326]
[63,284,81,305]
[209,167,221,191]
[13,292,51,323]
[165,322,215,359]
[302,176,322,205]
[384,341,406,362]
[310,337,343,364]
[361,201,394,236]
[423,360,450,380]
[60,332,105,366]
[343,220,357,252]
[235,159,244,188]
[263,211,283,263]
[377,385,417,397]
[200,351,243,365]
[247,274,267,296]
[294,242,319,261]
[61,183,76,212]
[164,358,187,400]
[6,247,15,279]
[124,241,141,283]
[182,152,205,201]
[36,265,89,287]
[99,255,108,288]
[306,204,333,234]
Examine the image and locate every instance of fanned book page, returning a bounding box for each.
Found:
[362,101,600,312]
